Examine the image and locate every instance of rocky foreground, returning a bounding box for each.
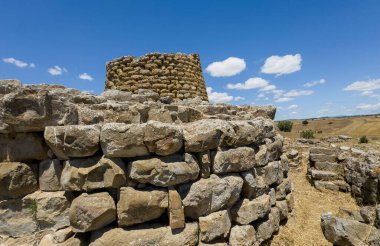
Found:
[0,80,292,246]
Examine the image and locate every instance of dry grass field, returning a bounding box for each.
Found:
[279,114,380,143]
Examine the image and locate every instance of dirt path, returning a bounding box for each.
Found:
[271,160,359,246]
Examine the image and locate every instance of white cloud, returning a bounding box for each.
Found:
[261,54,302,76]
[79,73,94,81]
[2,57,30,68]
[344,79,380,91]
[234,96,245,101]
[284,89,313,97]
[29,63,36,68]
[275,97,293,103]
[271,90,284,99]
[207,87,234,103]
[227,77,269,90]
[206,57,246,77]
[356,103,380,111]
[48,66,67,75]
[257,93,265,98]
[288,104,298,109]
[304,78,326,87]
[290,111,298,115]
[259,84,276,91]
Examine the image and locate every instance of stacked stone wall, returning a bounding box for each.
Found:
[105,53,208,101]
[0,80,291,246]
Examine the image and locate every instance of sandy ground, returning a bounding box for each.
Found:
[270,160,359,246]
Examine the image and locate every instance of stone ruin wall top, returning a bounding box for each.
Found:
[105,53,208,101]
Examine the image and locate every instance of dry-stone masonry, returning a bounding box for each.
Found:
[0,77,291,245]
[105,53,208,101]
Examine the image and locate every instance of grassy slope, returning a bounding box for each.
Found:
[279,115,380,142]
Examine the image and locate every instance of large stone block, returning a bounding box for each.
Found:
[117,187,168,226]
[44,125,100,160]
[0,133,47,162]
[0,198,38,237]
[143,120,183,156]
[69,192,116,232]
[128,154,199,187]
[242,161,283,199]
[179,174,243,218]
[181,119,235,152]
[229,225,257,246]
[25,191,71,230]
[199,210,231,242]
[256,207,280,242]
[61,156,126,191]
[212,147,255,174]
[100,123,149,158]
[0,162,38,199]
[89,222,199,246]
[231,194,271,225]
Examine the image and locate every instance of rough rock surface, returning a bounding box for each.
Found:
[69,192,116,232]
[212,147,256,174]
[199,210,231,242]
[117,187,168,226]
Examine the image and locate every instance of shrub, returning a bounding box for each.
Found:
[359,135,369,144]
[302,120,309,125]
[27,199,37,216]
[328,122,333,125]
[317,130,323,134]
[300,130,314,139]
[278,121,293,132]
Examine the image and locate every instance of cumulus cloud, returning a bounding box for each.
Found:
[288,104,298,109]
[207,87,234,103]
[234,96,245,101]
[79,73,94,81]
[2,57,32,68]
[227,77,269,90]
[261,54,302,76]
[259,84,276,92]
[344,79,380,91]
[48,66,67,75]
[356,103,380,111]
[304,78,326,87]
[275,97,293,103]
[284,89,313,97]
[206,57,246,77]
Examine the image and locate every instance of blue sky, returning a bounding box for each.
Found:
[1,0,380,120]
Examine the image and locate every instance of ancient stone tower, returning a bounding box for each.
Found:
[105,53,209,101]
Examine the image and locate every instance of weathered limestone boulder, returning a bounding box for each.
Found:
[229,225,257,246]
[89,222,199,246]
[231,194,271,225]
[181,119,235,152]
[212,147,255,174]
[69,192,116,232]
[275,178,292,200]
[179,174,243,218]
[242,161,283,199]
[0,198,38,237]
[0,162,38,199]
[39,159,62,191]
[360,206,376,224]
[177,106,204,123]
[61,156,126,191]
[228,120,263,146]
[199,210,231,242]
[143,121,183,156]
[100,123,149,157]
[168,187,185,229]
[311,169,338,181]
[25,191,71,230]
[0,133,48,161]
[266,137,283,162]
[101,89,133,101]
[321,214,380,246]
[128,154,199,187]
[44,125,100,160]
[39,227,83,246]
[117,187,168,226]
[256,207,281,243]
